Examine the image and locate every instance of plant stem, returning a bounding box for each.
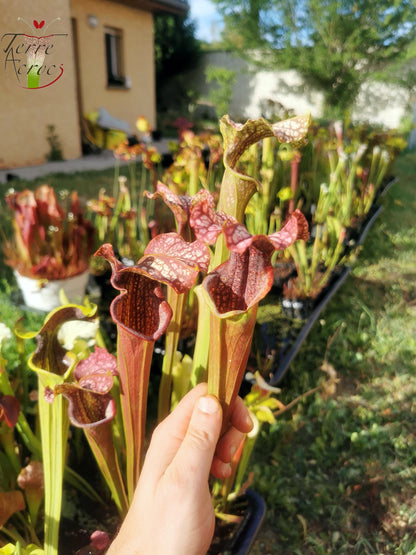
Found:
[84,425,129,516]
[158,290,187,421]
[208,308,257,432]
[38,377,69,555]
[190,286,211,387]
[188,156,200,197]
[0,427,21,475]
[0,525,27,547]
[117,328,154,503]
[0,364,42,458]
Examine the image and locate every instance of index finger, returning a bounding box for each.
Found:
[140,383,209,481]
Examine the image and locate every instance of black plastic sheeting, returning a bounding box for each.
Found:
[231,489,266,555]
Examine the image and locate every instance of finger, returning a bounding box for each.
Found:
[141,383,208,480]
[210,456,232,480]
[215,427,245,463]
[229,396,253,434]
[170,394,222,489]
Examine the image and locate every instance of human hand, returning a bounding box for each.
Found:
[107,382,253,555]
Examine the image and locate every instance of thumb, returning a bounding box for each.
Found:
[172,395,223,487]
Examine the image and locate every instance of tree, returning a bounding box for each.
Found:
[212,0,416,116]
[205,65,236,118]
[154,11,202,114]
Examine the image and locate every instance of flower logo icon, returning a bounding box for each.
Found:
[1,17,66,89]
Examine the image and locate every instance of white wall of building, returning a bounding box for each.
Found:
[192,51,411,129]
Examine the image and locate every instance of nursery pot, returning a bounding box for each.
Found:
[208,489,266,555]
[281,297,314,320]
[272,262,296,289]
[14,270,90,312]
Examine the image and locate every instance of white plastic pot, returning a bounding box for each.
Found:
[14,270,89,312]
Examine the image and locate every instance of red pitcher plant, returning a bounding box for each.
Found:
[3,113,310,554]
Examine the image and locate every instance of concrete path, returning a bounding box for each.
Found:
[0,138,173,185]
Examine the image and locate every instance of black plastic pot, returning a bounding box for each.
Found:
[230,489,266,555]
[375,175,398,201]
[281,297,314,320]
[343,203,384,256]
[272,262,296,290]
[270,266,351,385]
[208,489,266,555]
[355,204,384,247]
[343,176,397,256]
[246,266,351,389]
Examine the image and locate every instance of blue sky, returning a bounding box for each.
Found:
[188,0,223,43]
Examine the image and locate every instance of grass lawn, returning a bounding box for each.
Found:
[1,166,125,196]
[251,151,416,554]
[0,152,415,553]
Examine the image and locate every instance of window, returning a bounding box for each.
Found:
[104,27,125,86]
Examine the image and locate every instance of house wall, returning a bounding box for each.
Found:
[0,0,157,170]
[192,51,411,129]
[0,0,81,169]
[70,0,156,134]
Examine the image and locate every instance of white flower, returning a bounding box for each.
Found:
[245,371,281,394]
[58,319,99,350]
[381,150,390,162]
[333,120,343,139]
[338,149,347,162]
[354,143,367,163]
[0,323,12,349]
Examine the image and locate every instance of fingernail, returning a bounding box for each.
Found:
[198,395,218,414]
[230,444,237,458]
[221,462,232,478]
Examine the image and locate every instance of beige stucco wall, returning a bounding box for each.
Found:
[0,0,81,169]
[70,0,156,133]
[0,0,156,169]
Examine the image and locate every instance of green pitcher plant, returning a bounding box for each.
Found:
[17,305,99,555]
[0,306,105,553]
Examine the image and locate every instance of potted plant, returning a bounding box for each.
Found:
[2,184,95,311]
[282,215,346,319]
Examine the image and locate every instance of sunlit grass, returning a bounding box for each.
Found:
[1,167,123,197]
